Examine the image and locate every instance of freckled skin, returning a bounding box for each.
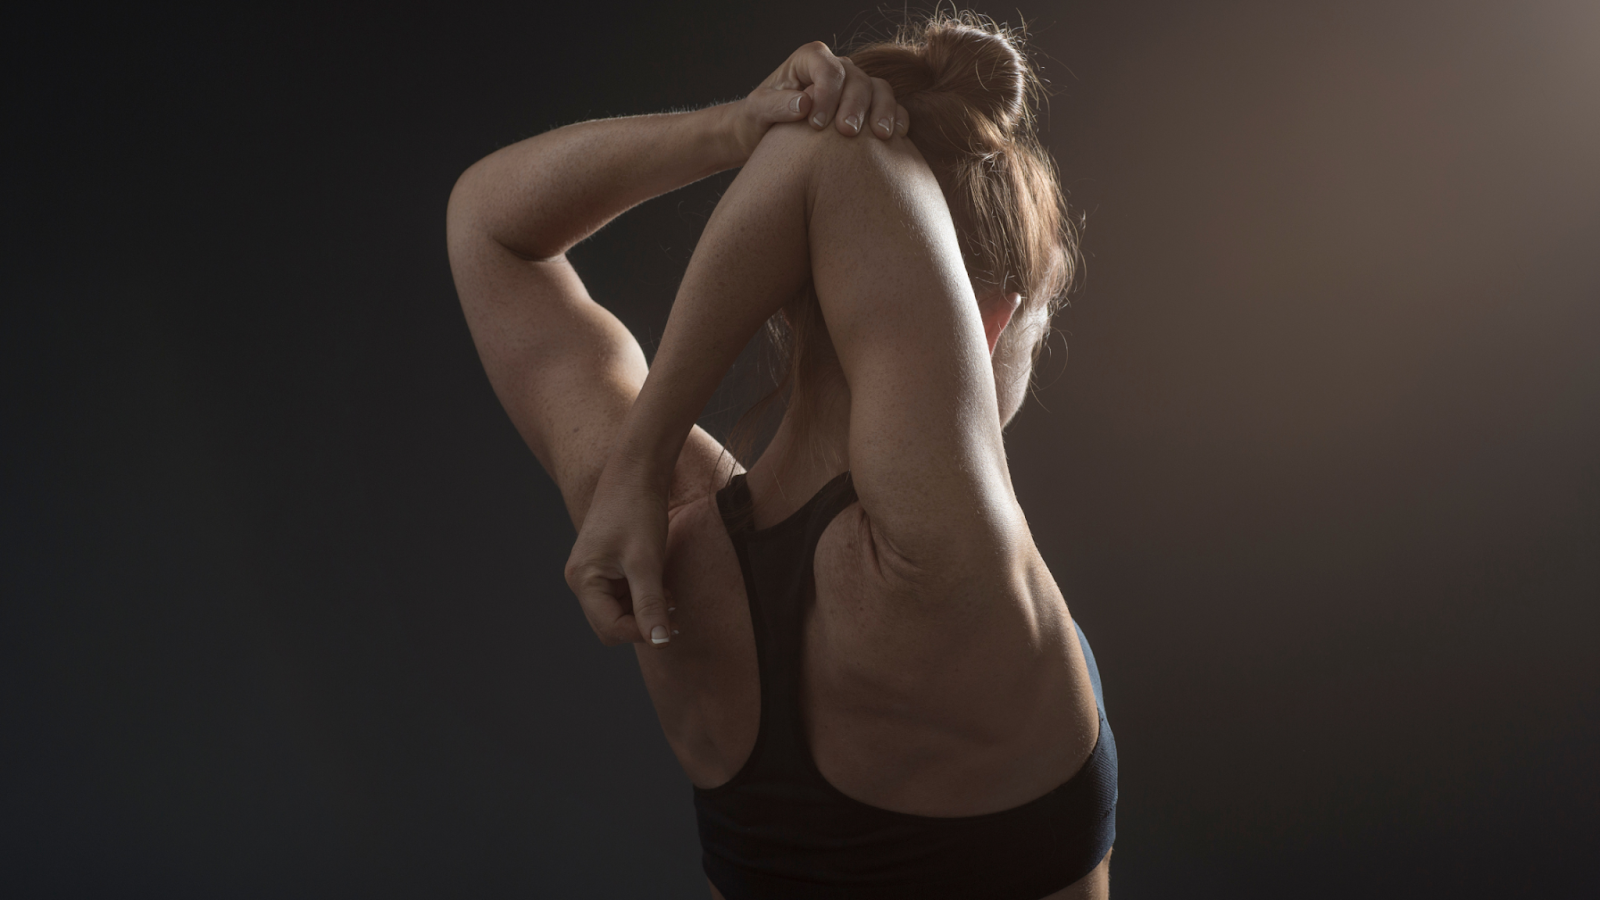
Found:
[449,41,1109,899]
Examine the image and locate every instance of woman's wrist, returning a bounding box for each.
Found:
[606,399,695,493]
[695,101,753,171]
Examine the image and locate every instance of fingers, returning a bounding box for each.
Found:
[566,540,671,647]
[624,554,673,646]
[866,72,898,139]
[560,460,677,648]
[758,85,812,126]
[778,43,906,140]
[567,565,634,647]
[832,58,874,136]
[796,41,847,130]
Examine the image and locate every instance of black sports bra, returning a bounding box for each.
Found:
[694,471,1117,899]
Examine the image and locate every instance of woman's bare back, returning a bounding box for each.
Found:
[634,483,1108,899]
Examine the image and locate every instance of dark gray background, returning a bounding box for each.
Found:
[5,0,1597,896]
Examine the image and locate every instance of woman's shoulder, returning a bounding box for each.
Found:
[753,120,934,189]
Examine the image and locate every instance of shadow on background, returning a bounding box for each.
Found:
[3,0,1597,896]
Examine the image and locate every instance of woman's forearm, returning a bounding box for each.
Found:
[449,103,745,261]
[609,125,817,486]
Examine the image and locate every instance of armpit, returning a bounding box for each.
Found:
[818,501,931,601]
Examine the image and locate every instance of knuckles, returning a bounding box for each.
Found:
[587,616,632,647]
[802,42,845,84]
[561,558,592,592]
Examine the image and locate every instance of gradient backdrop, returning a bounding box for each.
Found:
[5,0,1598,896]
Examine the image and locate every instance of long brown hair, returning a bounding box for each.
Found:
[729,10,1079,470]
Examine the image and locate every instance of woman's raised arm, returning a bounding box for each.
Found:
[447,104,744,531]
[449,43,908,644]
[573,122,1030,642]
[446,42,904,524]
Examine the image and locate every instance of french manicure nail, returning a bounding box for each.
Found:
[845,114,861,133]
[789,94,802,113]
[651,625,669,644]
[812,113,827,127]
[877,118,892,136]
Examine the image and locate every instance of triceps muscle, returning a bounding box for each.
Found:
[453,240,649,529]
[453,239,736,531]
[806,133,1022,581]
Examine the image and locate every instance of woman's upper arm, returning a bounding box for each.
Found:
[790,127,1029,583]
[447,207,731,530]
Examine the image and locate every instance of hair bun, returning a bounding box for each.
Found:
[849,14,1033,159]
[918,20,1028,134]
[774,11,1077,433]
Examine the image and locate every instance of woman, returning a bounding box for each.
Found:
[447,13,1115,899]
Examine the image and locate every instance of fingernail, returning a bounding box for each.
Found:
[877,117,892,136]
[812,113,827,128]
[789,94,802,113]
[845,114,861,134]
[651,625,669,644]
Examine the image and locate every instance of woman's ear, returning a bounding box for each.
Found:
[979,289,1023,355]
